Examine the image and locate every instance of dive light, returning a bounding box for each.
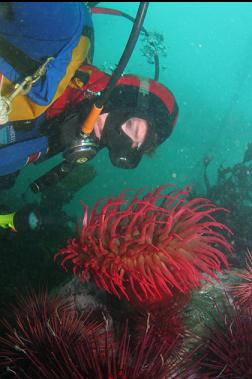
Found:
[30,160,74,193]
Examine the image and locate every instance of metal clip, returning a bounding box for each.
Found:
[0,57,54,124]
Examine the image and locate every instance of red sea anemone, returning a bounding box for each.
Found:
[55,185,232,304]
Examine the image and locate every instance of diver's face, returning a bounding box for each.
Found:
[94,113,148,148]
[121,117,148,149]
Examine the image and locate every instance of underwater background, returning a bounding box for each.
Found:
[1,2,252,377]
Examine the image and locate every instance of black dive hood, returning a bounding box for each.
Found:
[101,107,156,169]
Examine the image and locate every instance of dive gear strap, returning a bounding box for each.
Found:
[0,35,41,77]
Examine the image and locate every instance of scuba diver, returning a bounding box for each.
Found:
[0,2,179,232]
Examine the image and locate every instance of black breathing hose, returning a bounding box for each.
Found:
[96,2,149,108]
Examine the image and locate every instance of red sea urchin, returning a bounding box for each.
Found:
[55,185,232,304]
[0,295,193,379]
[0,291,106,378]
[230,249,252,311]
[198,303,252,378]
